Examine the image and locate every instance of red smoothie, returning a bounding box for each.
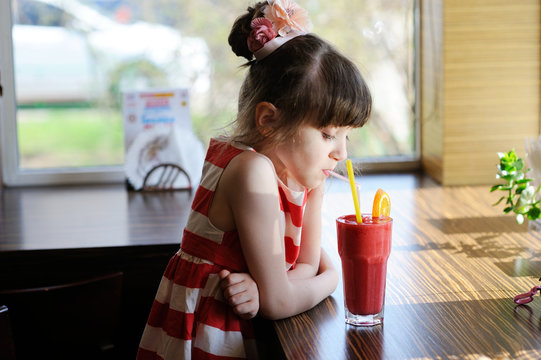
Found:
[336,214,392,317]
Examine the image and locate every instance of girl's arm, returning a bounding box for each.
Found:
[287,184,324,280]
[223,152,338,320]
[219,246,336,319]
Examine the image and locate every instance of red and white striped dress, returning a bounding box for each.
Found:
[137,138,307,360]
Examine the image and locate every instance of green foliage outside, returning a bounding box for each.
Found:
[17,108,124,168]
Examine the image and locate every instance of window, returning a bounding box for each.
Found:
[0,0,418,186]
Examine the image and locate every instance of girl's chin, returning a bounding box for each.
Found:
[288,172,325,190]
[304,177,325,190]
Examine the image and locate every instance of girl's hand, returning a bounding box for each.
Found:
[218,269,260,320]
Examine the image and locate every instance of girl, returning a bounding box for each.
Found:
[137,0,372,359]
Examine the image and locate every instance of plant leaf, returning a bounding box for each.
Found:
[515,158,524,171]
[516,184,527,194]
[502,175,516,182]
[490,184,505,192]
[528,207,541,220]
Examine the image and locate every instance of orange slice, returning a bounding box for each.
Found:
[372,188,391,217]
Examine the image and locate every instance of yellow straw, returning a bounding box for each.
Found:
[346,159,362,223]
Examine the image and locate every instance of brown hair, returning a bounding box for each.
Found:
[227,2,372,150]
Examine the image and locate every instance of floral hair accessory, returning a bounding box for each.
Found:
[247,18,277,53]
[264,0,312,37]
[248,0,313,61]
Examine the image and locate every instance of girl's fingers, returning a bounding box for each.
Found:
[222,272,246,284]
[219,271,246,290]
[219,271,259,318]
[218,269,231,280]
[228,291,248,306]
[218,270,234,291]
[223,281,247,300]
[233,300,259,319]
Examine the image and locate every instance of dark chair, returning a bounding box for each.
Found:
[0,305,17,360]
[0,272,123,360]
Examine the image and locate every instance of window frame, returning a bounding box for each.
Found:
[0,0,420,187]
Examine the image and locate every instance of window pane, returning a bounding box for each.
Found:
[11,0,415,171]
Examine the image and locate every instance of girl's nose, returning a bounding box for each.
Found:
[330,139,348,162]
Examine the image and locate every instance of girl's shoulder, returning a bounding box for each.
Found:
[223,150,278,192]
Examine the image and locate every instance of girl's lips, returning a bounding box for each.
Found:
[324,169,356,185]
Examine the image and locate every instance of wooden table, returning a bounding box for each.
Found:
[274,173,541,359]
[3,173,541,359]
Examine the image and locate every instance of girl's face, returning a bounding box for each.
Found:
[269,124,351,189]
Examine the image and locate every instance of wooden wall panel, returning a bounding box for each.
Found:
[421,0,540,185]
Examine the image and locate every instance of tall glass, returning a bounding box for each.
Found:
[336,214,392,326]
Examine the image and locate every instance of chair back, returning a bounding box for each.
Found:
[0,272,123,360]
[0,305,16,360]
[142,163,192,191]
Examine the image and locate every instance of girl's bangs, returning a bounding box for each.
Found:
[308,76,371,129]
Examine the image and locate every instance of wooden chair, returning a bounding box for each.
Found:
[0,272,123,360]
[0,305,17,360]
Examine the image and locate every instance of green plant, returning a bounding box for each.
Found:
[490,149,541,224]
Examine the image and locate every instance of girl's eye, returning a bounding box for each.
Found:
[322,132,335,140]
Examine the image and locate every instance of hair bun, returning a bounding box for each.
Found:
[228,2,267,61]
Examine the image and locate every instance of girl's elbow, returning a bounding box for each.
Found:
[258,297,291,320]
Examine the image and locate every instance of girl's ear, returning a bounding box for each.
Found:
[255,102,279,137]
